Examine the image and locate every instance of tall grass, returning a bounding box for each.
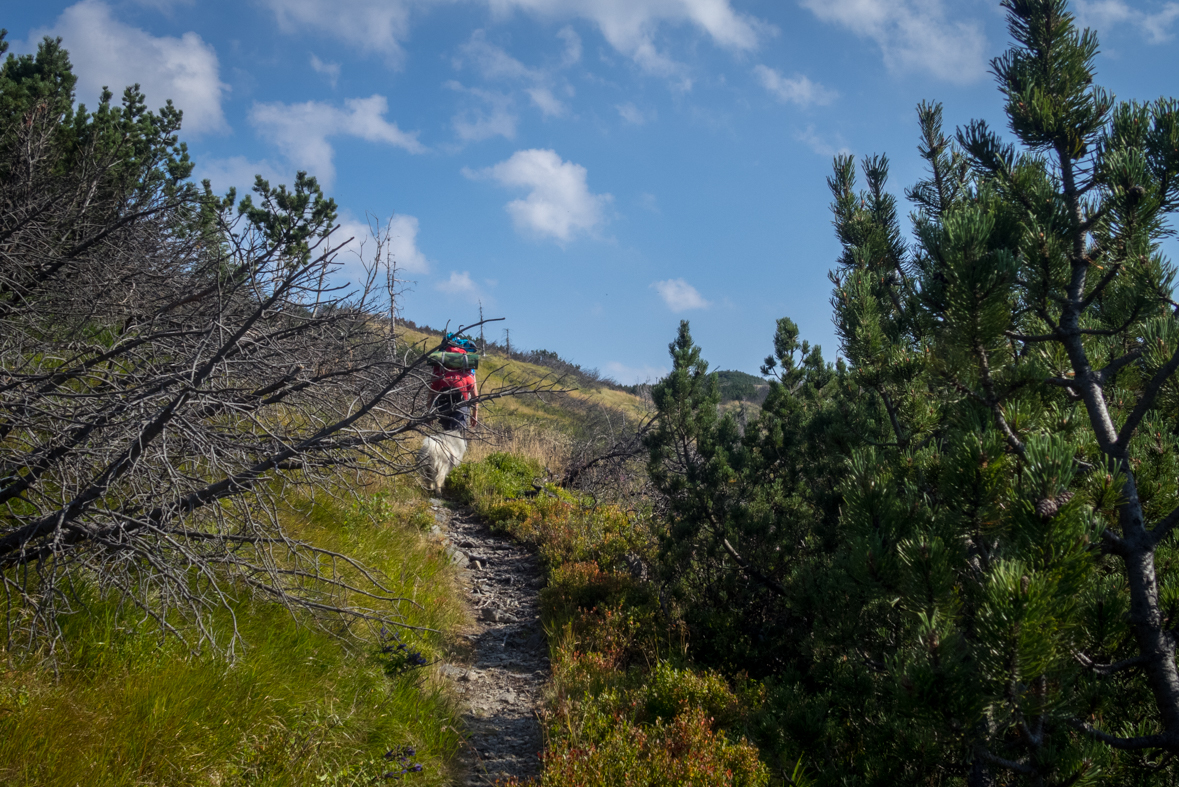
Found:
[466,424,572,476]
[0,475,466,787]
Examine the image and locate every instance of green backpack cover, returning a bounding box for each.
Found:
[429,351,480,370]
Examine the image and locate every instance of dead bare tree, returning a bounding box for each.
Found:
[0,40,551,656]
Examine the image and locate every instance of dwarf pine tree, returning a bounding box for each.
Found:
[647,1,1179,784]
[645,318,846,673]
[823,0,1179,782]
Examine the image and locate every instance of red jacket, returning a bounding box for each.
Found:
[429,348,476,400]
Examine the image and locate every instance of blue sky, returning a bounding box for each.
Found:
[6,0,1179,381]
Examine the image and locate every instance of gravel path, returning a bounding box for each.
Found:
[430,499,550,786]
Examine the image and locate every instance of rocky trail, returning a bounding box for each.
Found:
[429,498,550,786]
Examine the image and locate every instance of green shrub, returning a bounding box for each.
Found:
[483,499,534,528]
[541,562,636,626]
[445,452,539,504]
[640,662,739,727]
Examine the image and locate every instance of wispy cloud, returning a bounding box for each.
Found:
[489,0,773,85]
[796,124,851,158]
[257,0,772,81]
[799,0,987,84]
[310,54,341,87]
[452,30,572,120]
[1075,0,1179,43]
[455,29,543,81]
[526,86,568,118]
[557,25,581,65]
[447,81,519,141]
[436,271,492,305]
[193,155,289,198]
[617,102,655,125]
[259,0,416,67]
[604,360,668,385]
[465,149,612,243]
[651,278,709,311]
[28,0,228,135]
[249,95,425,187]
[753,65,837,107]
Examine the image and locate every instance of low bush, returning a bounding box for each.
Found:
[519,707,769,787]
[541,562,637,625]
[446,452,539,504]
[450,455,648,570]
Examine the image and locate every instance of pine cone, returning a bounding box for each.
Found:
[1035,497,1058,519]
[1035,490,1075,520]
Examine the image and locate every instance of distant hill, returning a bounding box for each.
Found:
[715,370,770,404]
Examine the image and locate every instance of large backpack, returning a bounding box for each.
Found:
[428,350,479,370]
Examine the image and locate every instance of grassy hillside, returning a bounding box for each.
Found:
[0,322,653,787]
[0,473,467,786]
[397,326,652,472]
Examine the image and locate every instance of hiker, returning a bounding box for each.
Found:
[427,333,479,432]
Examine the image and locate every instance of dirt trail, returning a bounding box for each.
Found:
[429,498,550,786]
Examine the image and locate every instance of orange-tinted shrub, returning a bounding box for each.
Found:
[501,707,768,787]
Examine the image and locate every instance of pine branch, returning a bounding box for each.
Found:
[1150,502,1179,547]
[1074,651,1149,675]
[721,537,787,597]
[978,747,1034,775]
[1099,348,1144,384]
[1117,343,1179,450]
[1068,719,1172,751]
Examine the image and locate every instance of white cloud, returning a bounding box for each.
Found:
[259,0,421,67]
[604,360,668,385]
[489,0,769,77]
[333,212,430,293]
[527,86,568,117]
[465,149,612,243]
[193,155,289,199]
[249,95,425,187]
[310,54,341,87]
[453,31,571,118]
[799,0,987,84]
[651,278,709,311]
[436,271,491,304]
[795,124,851,157]
[385,214,431,274]
[753,65,837,107]
[28,0,228,134]
[260,0,770,80]
[447,81,519,141]
[558,25,582,65]
[456,29,541,81]
[616,101,655,124]
[1075,0,1179,43]
[126,0,195,9]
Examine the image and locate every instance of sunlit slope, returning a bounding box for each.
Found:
[396,326,652,433]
